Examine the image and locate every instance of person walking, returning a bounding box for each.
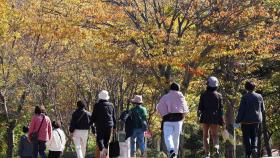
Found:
[236,81,265,158]
[90,90,116,158]
[46,121,66,158]
[197,76,224,158]
[18,126,33,158]
[156,83,189,158]
[129,95,148,157]
[69,100,91,158]
[28,106,52,158]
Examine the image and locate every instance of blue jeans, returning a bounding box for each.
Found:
[33,140,47,158]
[130,128,145,156]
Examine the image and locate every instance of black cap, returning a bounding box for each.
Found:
[245,81,255,91]
[170,82,180,91]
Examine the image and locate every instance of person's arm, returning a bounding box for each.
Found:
[112,106,117,129]
[28,117,35,141]
[218,94,225,125]
[261,96,265,112]
[142,107,148,120]
[61,130,67,151]
[197,93,204,119]
[90,104,97,125]
[48,118,52,140]
[236,96,246,123]
[69,112,76,133]
[46,132,53,150]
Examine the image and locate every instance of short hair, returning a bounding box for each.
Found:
[52,120,62,129]
[22,126,29,133]
[170,82,180,91]
[245,81,255,91]
[77,100,86,108]
[34,106,41,114]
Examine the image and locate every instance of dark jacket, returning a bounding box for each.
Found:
[18,135,33,157]
[236,92,265,123]
[90,100,116,130]
[198,90,224,125]
[69,107,91,133]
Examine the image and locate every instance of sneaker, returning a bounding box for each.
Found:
[204,153,210,158]
[252,150,258,158]
[214,148,220,157]
[169,150,176,158]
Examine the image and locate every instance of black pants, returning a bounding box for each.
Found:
[96,127,112,151]
[241,124,259,157]
[48,151,62,158]
[33,140,47,158]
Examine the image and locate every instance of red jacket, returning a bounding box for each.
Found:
[28,114,52,141]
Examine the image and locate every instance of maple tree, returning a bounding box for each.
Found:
[0,0,279,157]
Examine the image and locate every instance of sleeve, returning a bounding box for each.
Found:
[69,112,76,133]
[142,107,148,120]
[112,106,117,129]
[90,104,97,125]
[236,96,246,123]
[46,132,53,150]
[260,96,265,112]
[156,97,167,117]
[198,93,204,112]
[28,117,35,140]
[62,130,67,150]
[197,93,204,119]
[48,118,52,140]
[18,136,24,156]
[218,94,224,116]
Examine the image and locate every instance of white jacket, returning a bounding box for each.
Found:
[46,128,66,151]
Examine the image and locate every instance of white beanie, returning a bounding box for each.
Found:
[98,90,110,100]
[208,76,219,87]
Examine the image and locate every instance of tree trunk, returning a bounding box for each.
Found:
[6,120,16,158]
[225,100,236,158]
[262,112,272,156]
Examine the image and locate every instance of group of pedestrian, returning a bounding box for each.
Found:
[19,106,66,158]
[19,76,265,158]
[156,77,264,158]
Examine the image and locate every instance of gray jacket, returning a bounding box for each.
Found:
[236,92,265,123]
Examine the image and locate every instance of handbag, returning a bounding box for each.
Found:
[109,132,120,157]
[31,115,45,142]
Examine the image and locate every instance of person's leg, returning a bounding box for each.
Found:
[130,129,137,157]
[33,141,39,158]
[250,124,259,157]
[202,123,210,155]
[103,128,112,158]
[38,141,47,158]
[173,121,183,155]
[73,130,84,158]
[163,122,175,153]
[80,130,89,158]
[210,124,220,152]
[135,129,145,155]
[241,124,252,157]
[48,150,54,158]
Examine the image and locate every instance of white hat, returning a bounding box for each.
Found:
[131,95,143,104]
[208,76,219,87]
[98,90,110,100]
